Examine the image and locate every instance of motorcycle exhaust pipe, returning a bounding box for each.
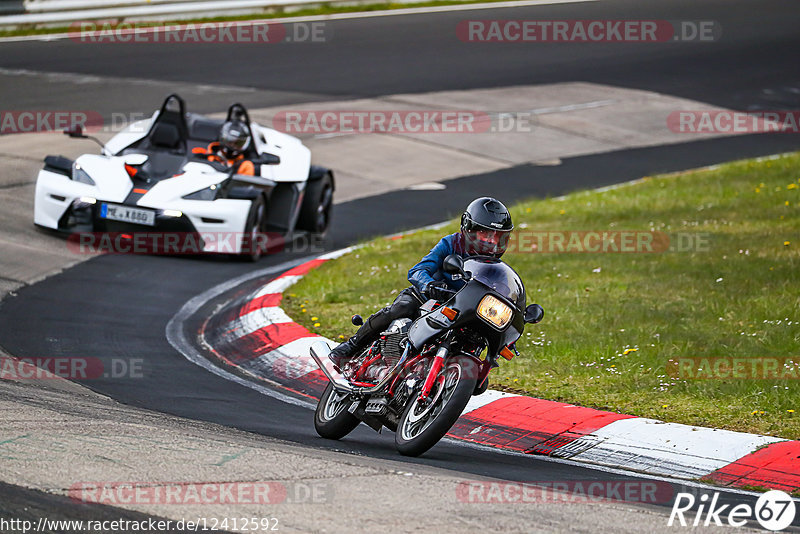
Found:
[309,342,358,393]
[310,341,410,396]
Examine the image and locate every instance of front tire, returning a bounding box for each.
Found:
[395,355,477,457]
[314,382,360,440]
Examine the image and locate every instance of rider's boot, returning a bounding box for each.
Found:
[328,337,363,370]
[328,310,389,370]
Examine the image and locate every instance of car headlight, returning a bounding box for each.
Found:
[477,294,513,329]
[72,163,95,186]
[182,183,220,201]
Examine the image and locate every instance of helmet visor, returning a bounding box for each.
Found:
[220,125,250,154]
[465,228,511,256]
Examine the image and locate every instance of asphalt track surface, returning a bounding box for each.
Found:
[1,0,800,528]
[0,0,798,116]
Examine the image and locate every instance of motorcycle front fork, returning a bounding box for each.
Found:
[418,344,448,401]
[418,347,493,401]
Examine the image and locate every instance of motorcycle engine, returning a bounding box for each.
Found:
[356,320,411,383]
[361,319,410,382]
[385,318,411,334]
[380,319,410,364]
[364,361,388,382]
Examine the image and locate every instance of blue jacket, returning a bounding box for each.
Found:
[407,233,468,294]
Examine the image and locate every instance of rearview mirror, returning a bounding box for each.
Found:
[443,254,465,277]
[255,153,280,165]
[524,304,544,324]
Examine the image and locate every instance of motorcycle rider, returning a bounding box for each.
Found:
[328,196,514,369]
[192,120,261,176]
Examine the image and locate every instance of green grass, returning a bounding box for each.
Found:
[0,0,514,38]
[285,152,800,439]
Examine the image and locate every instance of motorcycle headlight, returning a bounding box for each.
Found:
[72,163,95,186]
[182,183,220,201]
[477,294,513,329]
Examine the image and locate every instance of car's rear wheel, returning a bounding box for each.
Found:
[297,172,333,237]
[239,195,266,262]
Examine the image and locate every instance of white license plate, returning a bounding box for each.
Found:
[100,203,156,226]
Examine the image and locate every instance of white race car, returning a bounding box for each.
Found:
[34,94,334,261]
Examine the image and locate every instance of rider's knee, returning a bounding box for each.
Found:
[390,299,418,320]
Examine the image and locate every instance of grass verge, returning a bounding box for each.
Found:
[285,152,800,439]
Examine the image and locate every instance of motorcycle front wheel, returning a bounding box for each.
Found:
[314,382,360,440]
[395,355,477,457]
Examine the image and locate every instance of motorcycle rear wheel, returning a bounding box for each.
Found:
[395,355,477,457]
[314,382,360,440]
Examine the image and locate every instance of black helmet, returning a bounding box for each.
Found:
[460,197,513,258]
[219,120,251,158]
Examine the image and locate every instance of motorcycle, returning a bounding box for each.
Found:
[309,254,544,457]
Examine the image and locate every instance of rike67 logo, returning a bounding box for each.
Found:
[668,490,797,531]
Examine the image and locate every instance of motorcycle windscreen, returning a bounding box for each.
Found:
[463,257,526,310]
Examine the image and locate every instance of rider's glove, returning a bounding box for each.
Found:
[425,281,452,302]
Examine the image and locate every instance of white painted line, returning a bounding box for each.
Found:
[528,99,618,115]
[407,182,447,191]
[318,247,355,260]
[754,153,792,162]
[313,132,355,140]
